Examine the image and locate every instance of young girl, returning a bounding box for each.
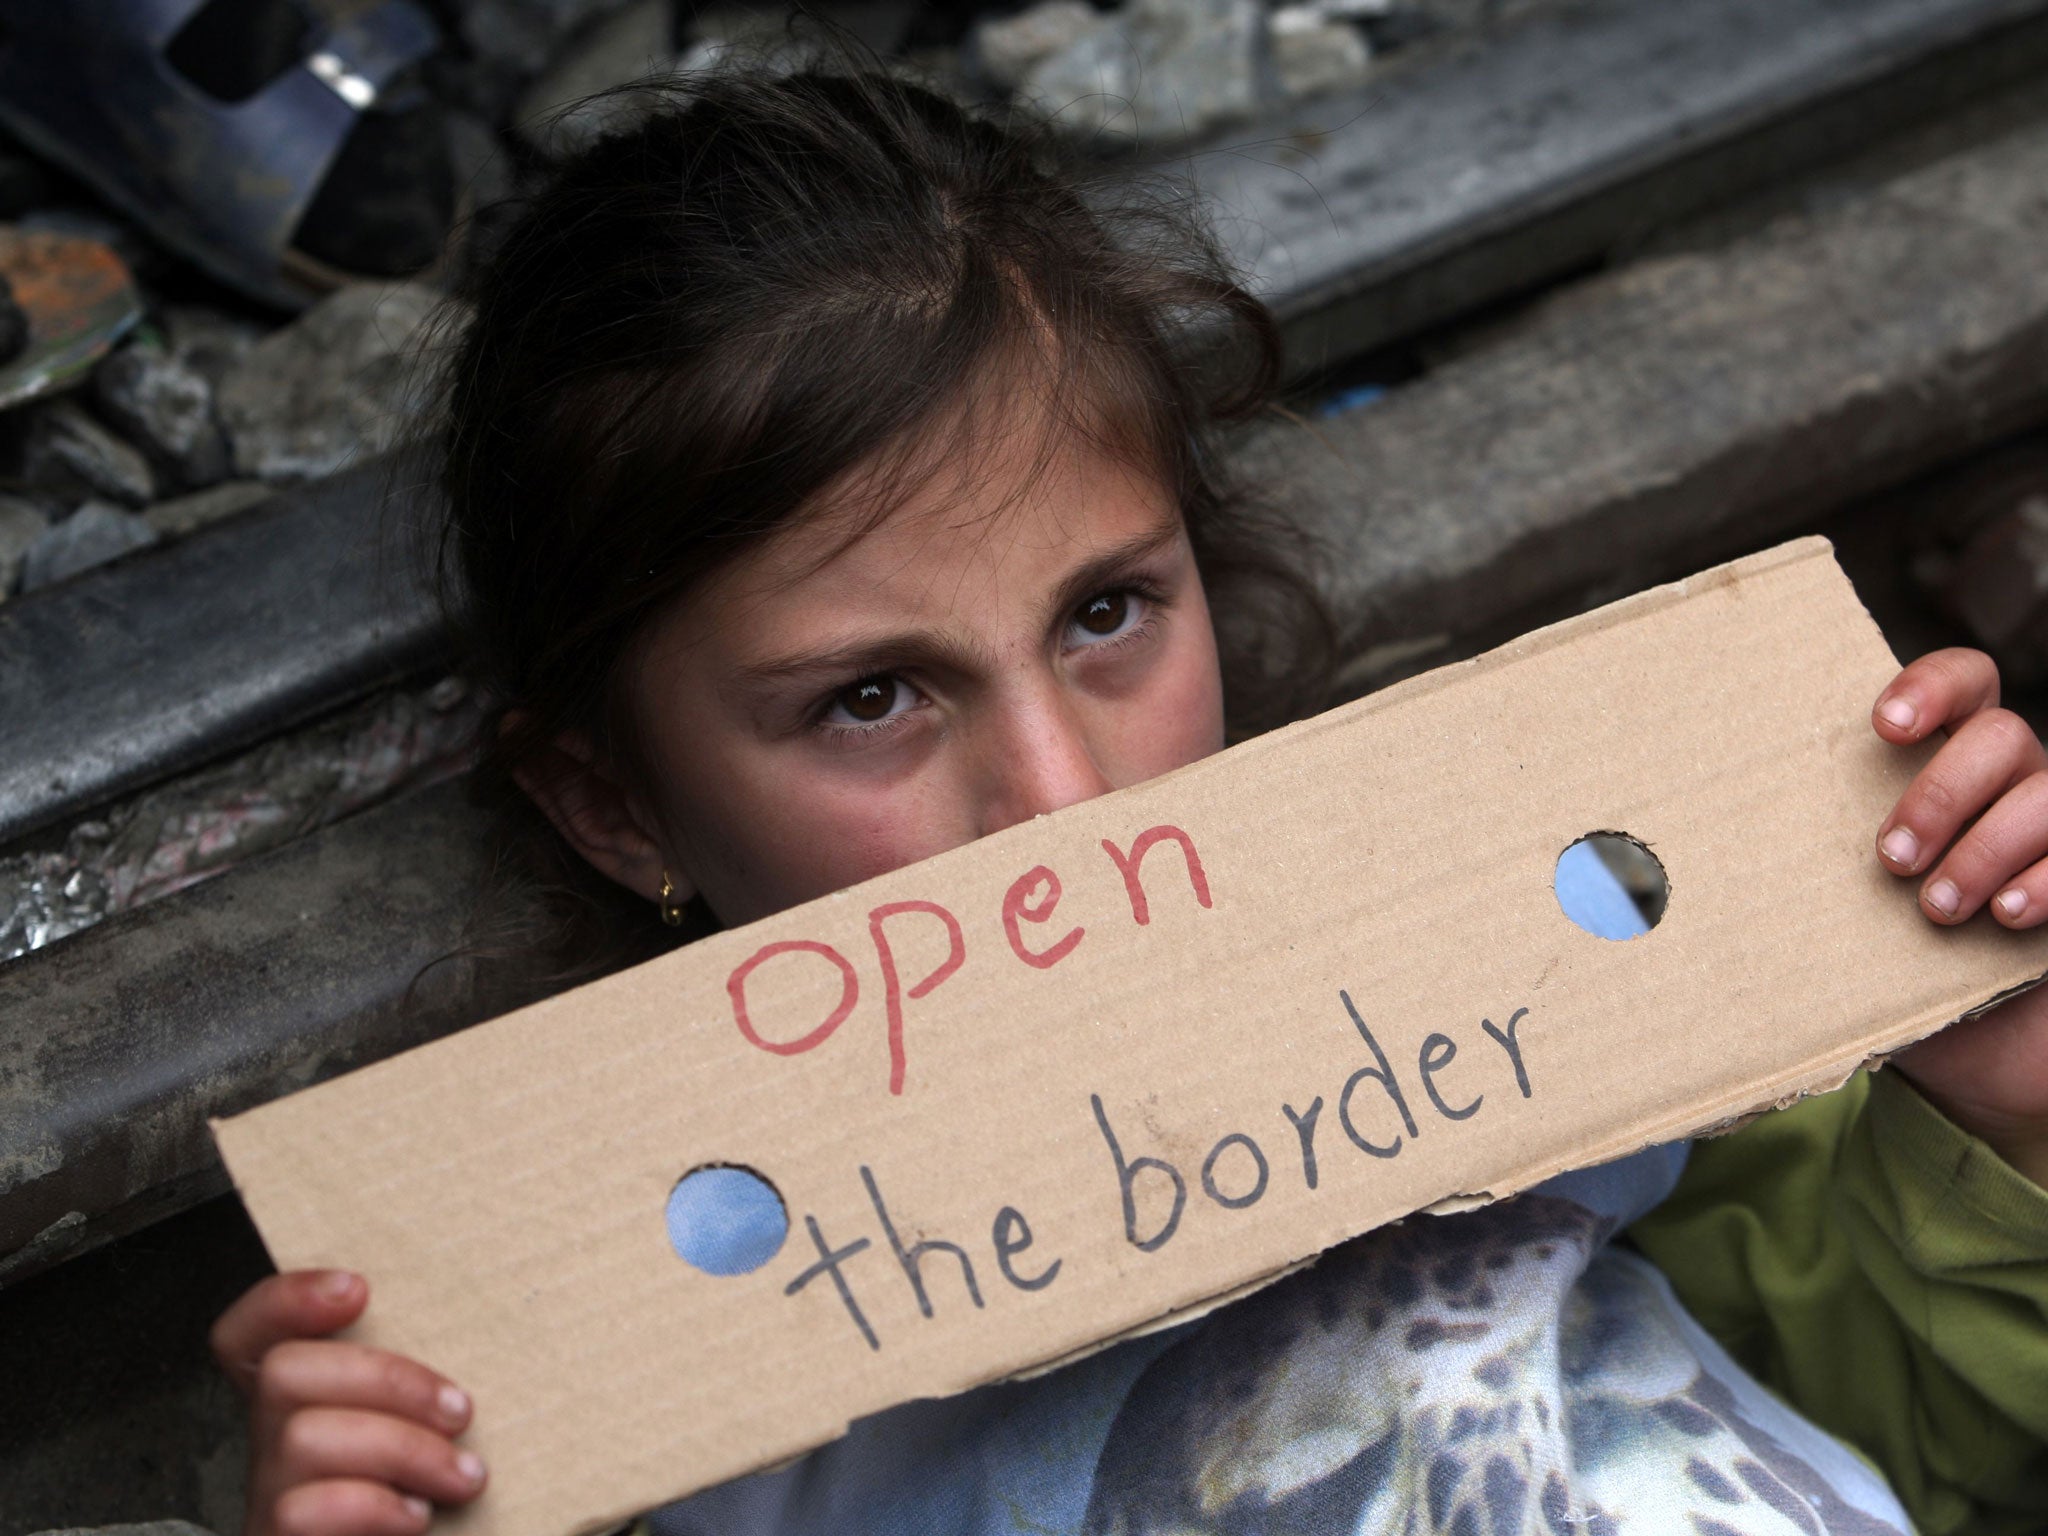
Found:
[208,64,2048,1536]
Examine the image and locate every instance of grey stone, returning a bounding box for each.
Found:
[161,306,264,391]
[678,3,824,75]
[898,41,973,98]
[21,400,156,507]
[216,283,448,482]
[1270,10,1373,100]
[514,0,677,156]
[1019,0,1265,147]
[93,340,232,491]
[144,480,274,540]
[973,0,1101,92]
[1015,18,1133,142]
[687,3,800,47]
[1127,0,1266,139]
[675,3,916,77]
[459,0,649,81]
[0,494,49,598]
[20,502,159,592]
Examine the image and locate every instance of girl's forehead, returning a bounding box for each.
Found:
[696,433,1181,636]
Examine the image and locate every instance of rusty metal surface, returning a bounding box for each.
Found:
[0,781,509,1285]
[0,460,446,848]
[0,227,143,408]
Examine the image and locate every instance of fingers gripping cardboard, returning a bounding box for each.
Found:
[212,539,2048,1536]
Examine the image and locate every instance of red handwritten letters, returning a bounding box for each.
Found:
[726,826,1211,1093]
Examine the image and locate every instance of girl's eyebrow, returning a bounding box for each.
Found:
[731,515,1186,693]
[1042,515,1186,622]
[733,630,992,692]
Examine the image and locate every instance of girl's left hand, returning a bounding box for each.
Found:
[1873,647,2048,1187]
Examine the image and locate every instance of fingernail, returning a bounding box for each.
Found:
[1880,697,1918,731]
[457,1451,486,1487]
[1926,879,1960,916]
[1998,888,2028,919]
[403,1497,432,1523]
[438,1384,470,1423]
[316,1270,358,1302]
[1880,827,1919,867]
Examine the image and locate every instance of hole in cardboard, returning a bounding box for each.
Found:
[665,1165,788,1276]
[1554,833,1668,940]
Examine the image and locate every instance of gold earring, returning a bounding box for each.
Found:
[659,871,686,927]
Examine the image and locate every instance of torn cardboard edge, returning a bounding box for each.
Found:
[214,536,2048,1536]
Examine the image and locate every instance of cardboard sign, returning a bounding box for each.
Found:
[213,538,2048,1536]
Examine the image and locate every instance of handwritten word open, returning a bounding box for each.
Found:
[725,825,1211,1094]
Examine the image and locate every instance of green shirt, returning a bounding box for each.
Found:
[1630,1070,2048,1535]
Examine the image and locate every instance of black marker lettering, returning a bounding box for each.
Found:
[861,1166,983,1317]
[991,1206,1061,1291]
[1200,1133,1270,1209]
[1480,1007,1532,1098]
[1337,990,1419,1157]
[1091,1093,1186,1252]
[1418,1032,1481,1121]
[783,1215,879,1351]
[1282,1097,1323,1190]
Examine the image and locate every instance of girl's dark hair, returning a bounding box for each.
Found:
[433,60,1333,975]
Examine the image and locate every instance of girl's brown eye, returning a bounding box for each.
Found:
[1075,591,1129,637]
[836,676,898,722]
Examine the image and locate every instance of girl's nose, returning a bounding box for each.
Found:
[976,694,1114,836]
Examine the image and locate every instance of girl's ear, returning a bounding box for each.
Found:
[509,724,694,906]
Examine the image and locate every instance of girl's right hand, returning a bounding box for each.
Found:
[211,1270,488,1536]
